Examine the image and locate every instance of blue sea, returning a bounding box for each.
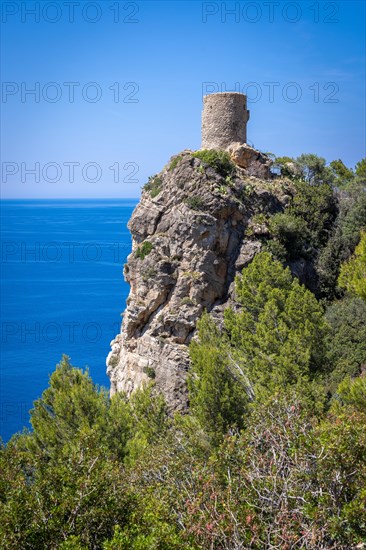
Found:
[0,199,138,442]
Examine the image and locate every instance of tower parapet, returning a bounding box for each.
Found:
[201,92,250,150]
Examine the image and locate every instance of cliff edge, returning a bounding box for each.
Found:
[107,148,294,409]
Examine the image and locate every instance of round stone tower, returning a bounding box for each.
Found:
[201,92,250,150]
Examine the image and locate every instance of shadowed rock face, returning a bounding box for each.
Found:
[107,150,294,410]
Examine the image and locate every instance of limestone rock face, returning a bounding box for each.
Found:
[227,142,273,179]
[107,150,292,410]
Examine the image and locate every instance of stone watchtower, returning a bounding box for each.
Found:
[201,92,250,150]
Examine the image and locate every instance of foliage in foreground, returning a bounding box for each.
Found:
[0,357,168,549]
[338,230,366,301]
[1,251,366,549]
[1,157,366,548]
[317,181,366,299]
[2,372,365,549]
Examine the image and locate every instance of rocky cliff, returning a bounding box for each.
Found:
[107,147,295,409]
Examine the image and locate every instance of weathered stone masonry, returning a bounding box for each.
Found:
[202,92,250,150]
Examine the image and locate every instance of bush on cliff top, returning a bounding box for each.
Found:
[192,149,235,178]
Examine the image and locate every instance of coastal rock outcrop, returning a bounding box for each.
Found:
[107,150,293,409]
[227,142,273,179]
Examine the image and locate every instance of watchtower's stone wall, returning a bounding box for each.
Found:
[201,92,250,150]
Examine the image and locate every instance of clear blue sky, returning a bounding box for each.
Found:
[1,0,365,198]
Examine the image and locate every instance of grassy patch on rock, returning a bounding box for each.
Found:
[143,175,163,198]
[193,149,235,178]
[135,241,153,260]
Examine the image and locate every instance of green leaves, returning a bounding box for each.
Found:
[325,296,366,391]
[336,376,366,414]
[29,355,110,457]
[188,252,328,445]
[355,158,366,179]
[232,250,293,317]
[269,212,309,259]
[295,153,331,184]
[329,159,354,188]
[135,241,153,260]
[143,175,163,198]
[338,230,366,301]
[188,313,248,445]
[312,406,366,544]
[192,149,235,178]
[0,357,169,549]
[264,175,337,264]
[290,179,337,248]
[226,253,327,403]
[317,181,366,299]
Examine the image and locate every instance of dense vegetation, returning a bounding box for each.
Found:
[1,154,365,549]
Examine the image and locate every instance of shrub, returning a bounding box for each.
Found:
[290,179,337,249]
[143,176,163,198]
[135,241,153,260]
[269,212,310,259]
[181,297,195,306]
[355,158,366,178]
[329,159,354,188]
[338,230,366,301]
[317,182,366,299]
[325,296,366,392]
[189,252,328,444]
[193,149,235,178]
[184,196,205,210]
[295,153,332,184]
[168,155,182,171]
[264,239,287,262]
[274,155,297,178]
[143,367,156,379]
